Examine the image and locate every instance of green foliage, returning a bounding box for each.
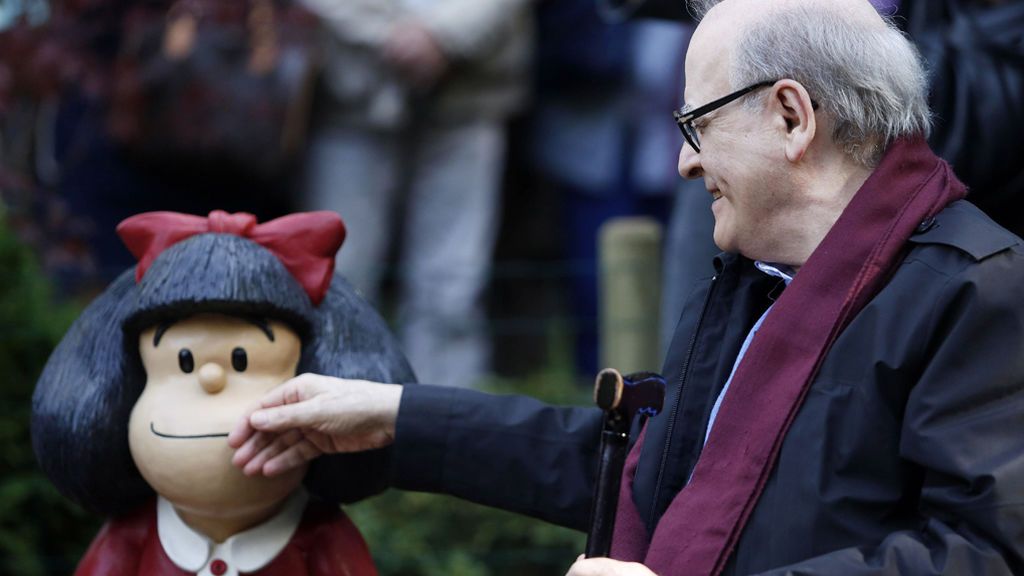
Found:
[348,362,590,576]
[0,217,99,576]
[349,491,585,576]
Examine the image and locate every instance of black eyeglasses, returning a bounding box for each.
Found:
[673,80,778,153]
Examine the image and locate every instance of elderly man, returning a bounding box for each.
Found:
[230,0,1024,574]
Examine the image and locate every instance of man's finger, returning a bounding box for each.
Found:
[257,375,315,410]
[567,558,607,576]
[232,429,275,469]
[263,439,321,477]
[242,429,302,476]
[250,400,321,432]
[235,374,328,443]
[241,431,291,476]
[228,402,264,448]
[227,416,255,449]
[566,558,656,576]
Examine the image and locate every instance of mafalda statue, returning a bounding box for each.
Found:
[32,210,412,575]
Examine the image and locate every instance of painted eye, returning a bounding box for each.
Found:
[232,347,248,372]
[178,349,194,373]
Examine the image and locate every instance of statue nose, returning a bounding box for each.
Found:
[198,363,227,394]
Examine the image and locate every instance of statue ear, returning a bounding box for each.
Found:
[32,271,154,516]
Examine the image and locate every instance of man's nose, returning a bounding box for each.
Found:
[198,362,227,394]
[678,143,703,179]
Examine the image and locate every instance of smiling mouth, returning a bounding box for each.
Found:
[150,422,229,440]
[709,189,723,201]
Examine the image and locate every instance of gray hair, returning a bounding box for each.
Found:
[689,0,931,166]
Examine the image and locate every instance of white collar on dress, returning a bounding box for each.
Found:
[157,488,309,574]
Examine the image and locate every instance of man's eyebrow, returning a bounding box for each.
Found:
[680,103,694,114]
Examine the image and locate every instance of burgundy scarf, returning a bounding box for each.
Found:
[610,137,967,574]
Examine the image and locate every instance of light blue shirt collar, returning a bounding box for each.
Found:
[753,261,795,285]
[700,261,794,449]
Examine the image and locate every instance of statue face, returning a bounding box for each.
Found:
[129,313,307,521]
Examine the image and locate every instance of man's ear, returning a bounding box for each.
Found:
[770,79,816,163]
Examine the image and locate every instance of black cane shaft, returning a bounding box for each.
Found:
[585,369,665,558]
[585,429,629,558]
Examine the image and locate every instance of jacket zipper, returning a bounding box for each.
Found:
[647,274,717,530]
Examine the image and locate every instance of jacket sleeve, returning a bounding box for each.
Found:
[753,250,1024,575]
[390,383,603,531]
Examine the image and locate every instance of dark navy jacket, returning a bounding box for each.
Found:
[371,200,1024,574]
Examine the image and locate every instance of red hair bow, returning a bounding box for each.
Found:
[116,210,346,306]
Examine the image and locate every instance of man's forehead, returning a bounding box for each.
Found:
[684,0,761,102]
[683,25,731,106]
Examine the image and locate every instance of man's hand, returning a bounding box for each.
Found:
[566,556,657,576]
[382,20,448,90]
[228,374,403,477]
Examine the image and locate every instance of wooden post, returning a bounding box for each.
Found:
[598,217,662,374]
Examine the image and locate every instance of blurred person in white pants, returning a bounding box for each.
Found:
[300,0,533,388]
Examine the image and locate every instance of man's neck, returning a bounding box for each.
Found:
[782,158,874,272]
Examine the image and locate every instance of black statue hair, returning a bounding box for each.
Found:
[31,233,416,517]
[123,233,315,340]
[154,317,275,346]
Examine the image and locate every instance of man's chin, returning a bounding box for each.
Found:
[711,227,735,254]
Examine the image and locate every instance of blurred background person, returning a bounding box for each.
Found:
[298,0,534,388]
[529,0,688,375]
[0,0,317,296]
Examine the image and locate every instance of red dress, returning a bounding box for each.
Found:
[75,499,377,576]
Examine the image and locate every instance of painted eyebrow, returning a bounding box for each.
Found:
[247,318,275,342]
[151,317,275,347]
[153,320,175,347]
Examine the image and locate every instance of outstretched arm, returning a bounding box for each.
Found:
[230,376,604,530]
